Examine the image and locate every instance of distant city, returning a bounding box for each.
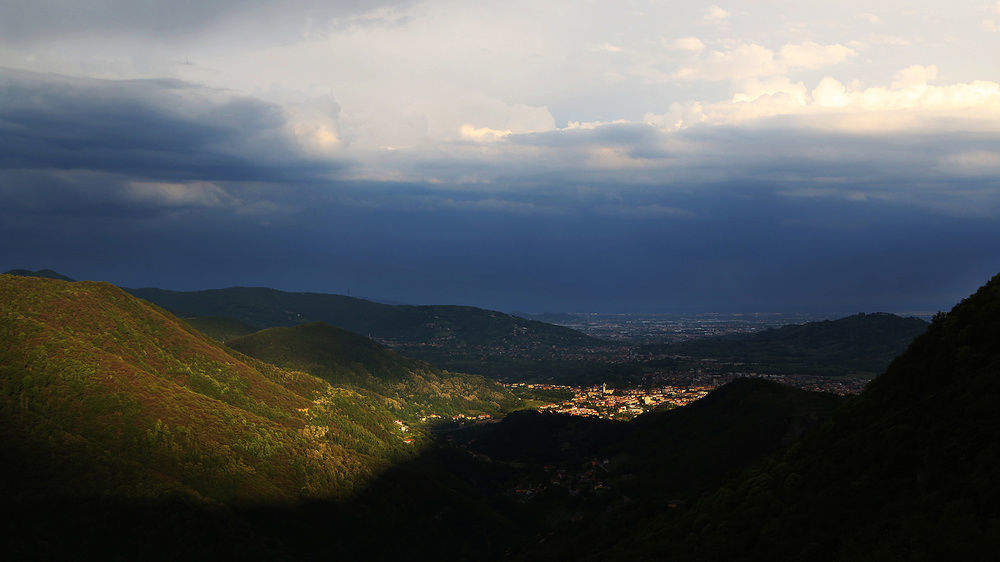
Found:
[483,311,908,419]
[508,372,867,422]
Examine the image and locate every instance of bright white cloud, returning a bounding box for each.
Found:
[461,125,512,141]
[565,119,629,130]
[732,76,809,105]
[892,64,937,88]
[671,36,705,51]
[811,77,850,107]
[3,0,1000,219]
[647,65,1000,133]
[779,42,856,70]
[704,5,731,22]
[673,43,778,81]
[673,41,853,81]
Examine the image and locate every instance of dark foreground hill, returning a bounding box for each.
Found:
[589,274,1000,560]
[241,377,845,561]
[0,274,527,560]
[6,270,998,560]
[652,312,928,377]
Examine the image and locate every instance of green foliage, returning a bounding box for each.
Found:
[7,270,997,560]
[0,274,421,506]
[509,385,574,406]
[227,321,523,421]
[183,316,259,343]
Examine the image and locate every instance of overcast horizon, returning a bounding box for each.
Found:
[3,1,999,313]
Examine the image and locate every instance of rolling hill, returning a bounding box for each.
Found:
[0,273,528,558]
[127,286,598,354]
[6,268,997,559]
[227,321,521,420]
[183,315,260,343]
[652,312,929,377]
[0,274,420,507]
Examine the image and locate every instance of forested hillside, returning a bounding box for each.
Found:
[593,274,1000,560]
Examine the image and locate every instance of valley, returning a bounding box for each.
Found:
[1,268,996,560]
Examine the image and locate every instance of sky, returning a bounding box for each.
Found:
[2,0,999,313]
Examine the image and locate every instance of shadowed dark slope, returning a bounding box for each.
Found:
[653,312,928,377]
[595,274,1000,560]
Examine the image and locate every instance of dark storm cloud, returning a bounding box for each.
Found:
[0,68,341,183]
[5,181,996,314]
[1,69,997,314]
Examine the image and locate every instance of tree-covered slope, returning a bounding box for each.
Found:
[601,274,1000,560]
[655,312,928,377]
[128,286,597,350]
[0,274,416,507]
[184,315,259,343]
[227,322,521,419]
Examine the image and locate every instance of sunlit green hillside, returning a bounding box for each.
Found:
[0,274,422,505]
[184,315,259,343]
[228,322,521,420]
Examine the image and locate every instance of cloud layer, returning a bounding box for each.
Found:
[2,1,999,311]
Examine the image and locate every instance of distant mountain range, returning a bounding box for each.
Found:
[3,268,75,281]
[4,269,598,353]
[6,269,925,381]
[127,285,598,350]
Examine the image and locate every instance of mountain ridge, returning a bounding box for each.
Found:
[3,268,75,281]
[652,311,929,377]
[128,285,596,347]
